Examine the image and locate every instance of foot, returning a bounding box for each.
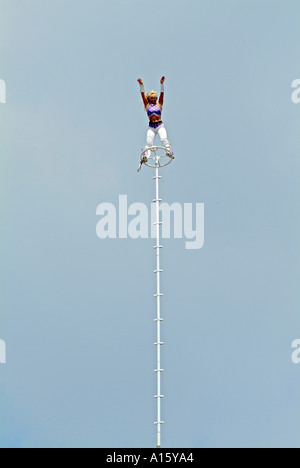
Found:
[166,149,175,159]
[141,154,148,164]
[137,154,148,172]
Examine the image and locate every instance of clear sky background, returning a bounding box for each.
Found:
[1,0,300,448]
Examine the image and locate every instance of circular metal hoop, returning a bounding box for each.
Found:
[141,146,174,169]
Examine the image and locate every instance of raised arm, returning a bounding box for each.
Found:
[158,76,165,108]
[137,78,148,109]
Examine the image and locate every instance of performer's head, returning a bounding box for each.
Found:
[146,90,158,104]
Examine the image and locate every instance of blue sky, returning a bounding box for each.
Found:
[0,0,300,448]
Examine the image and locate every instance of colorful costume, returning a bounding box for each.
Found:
[144,105,174,159]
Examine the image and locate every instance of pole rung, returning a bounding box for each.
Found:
[153,221,162,225]
[153,198,162,202]
[154,293,163,297]
[154,369,164,372]
[153,269,163,273]
[154,342,164,345]
[153,245,163,249]
[154,421,165,425]
[154,318,164,322]
[154,395,165,399]
[153,176,162,180]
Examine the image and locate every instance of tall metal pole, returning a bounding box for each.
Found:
[139,146,173,448]
[153,160,164,448]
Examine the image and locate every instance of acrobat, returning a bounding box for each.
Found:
[137,76,174,172]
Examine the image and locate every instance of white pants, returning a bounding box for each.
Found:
[145,124,172,158]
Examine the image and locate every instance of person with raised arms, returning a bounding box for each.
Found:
[137,76,174,171]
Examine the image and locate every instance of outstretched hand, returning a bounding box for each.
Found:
[138,77,165,85]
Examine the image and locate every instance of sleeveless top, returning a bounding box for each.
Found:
[147,104,162,117]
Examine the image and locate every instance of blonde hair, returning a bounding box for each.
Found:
[146,90,158,102]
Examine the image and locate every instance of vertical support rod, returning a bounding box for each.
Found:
[153,163,164,448]
[156,165,161,449]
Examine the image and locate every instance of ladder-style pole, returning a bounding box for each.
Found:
[153,162,164,448]
[139,146,173,448]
